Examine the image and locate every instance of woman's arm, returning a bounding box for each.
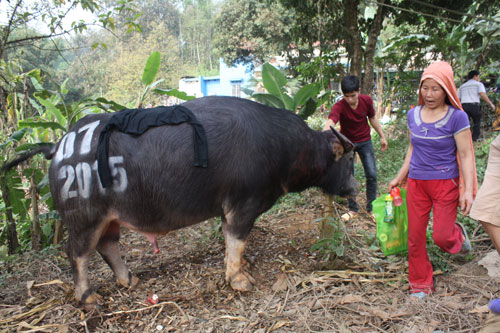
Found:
[455,129,474,214]
[387,138,413,192]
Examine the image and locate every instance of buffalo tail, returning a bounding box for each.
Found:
[2,143,55,172]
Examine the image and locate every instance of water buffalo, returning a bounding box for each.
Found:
[5,96,357,304]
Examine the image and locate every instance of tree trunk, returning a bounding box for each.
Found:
[53,220,64,245]
[362,0,386,95]
[377,68,385,118]
[1,176,20,254]
[30,171,41,251]
[343,0,362,78]
[196,38,201,66]
[385,78,398,117]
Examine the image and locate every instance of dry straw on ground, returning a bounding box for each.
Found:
[1,189,498,332]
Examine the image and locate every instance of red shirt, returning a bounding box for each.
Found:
[328,94,375,143]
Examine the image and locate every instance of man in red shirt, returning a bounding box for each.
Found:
[324,75,388,220]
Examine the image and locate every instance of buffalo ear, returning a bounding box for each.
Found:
[330,126,354,153]
[332,141,344,161]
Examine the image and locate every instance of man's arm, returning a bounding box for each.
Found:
[368,116,388,151]
[479,92,496,111]
[323,118,337,131]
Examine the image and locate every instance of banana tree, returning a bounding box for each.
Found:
[244,63,320,120]
[137,51,194,108]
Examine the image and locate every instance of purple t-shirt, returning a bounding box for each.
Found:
[407,105,470,180]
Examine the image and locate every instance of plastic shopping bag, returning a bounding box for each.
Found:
[373,188,408,256]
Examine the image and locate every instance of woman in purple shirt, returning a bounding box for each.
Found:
[388,62,476,298]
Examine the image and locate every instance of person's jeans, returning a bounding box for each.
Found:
[462,103,482,141]
[348,139,377,212]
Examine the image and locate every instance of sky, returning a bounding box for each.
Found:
[0,0,97,33]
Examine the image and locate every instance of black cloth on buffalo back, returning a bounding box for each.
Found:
[97,105,208,188]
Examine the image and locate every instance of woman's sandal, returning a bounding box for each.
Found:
[456,222,472,253]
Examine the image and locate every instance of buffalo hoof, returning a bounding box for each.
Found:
[229,270,256,292]
[117,275,140,289]
[80,290,102,306]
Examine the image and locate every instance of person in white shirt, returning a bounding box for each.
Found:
[458,70,495,141]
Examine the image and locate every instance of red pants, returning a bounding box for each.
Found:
[407,178,464,293]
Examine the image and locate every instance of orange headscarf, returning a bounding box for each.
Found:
[417,61,478,198]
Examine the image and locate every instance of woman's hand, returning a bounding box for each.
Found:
[459,190,474,215]
[387,178,400,193]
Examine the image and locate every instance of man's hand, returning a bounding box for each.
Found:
[380,137,388,152]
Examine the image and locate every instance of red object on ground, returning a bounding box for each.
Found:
[146,293,159,305]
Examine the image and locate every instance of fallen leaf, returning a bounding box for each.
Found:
[270,319,290,331]
[390,311,411,318]
[443,301,462,310]
[338,294,363,304]
[272,272,288,292]
[362,305,390,320]
[470,304,490,314]
[26,281,34,297]
[26,280,34,290]
[351,274,362,290]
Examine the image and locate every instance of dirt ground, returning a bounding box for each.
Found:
[1,188,500,332]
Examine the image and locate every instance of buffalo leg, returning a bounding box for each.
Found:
[222,217,247,266]
[70,253,99,304]
[96,221,139,289]
[222,220,256,291]
[66,232,100,304]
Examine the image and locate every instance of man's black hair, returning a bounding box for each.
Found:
[467,70,480,80]
[341,75,360,94]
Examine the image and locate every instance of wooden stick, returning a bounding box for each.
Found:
[103,301,189,321]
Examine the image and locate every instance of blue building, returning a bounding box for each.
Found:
[178,59,253,98]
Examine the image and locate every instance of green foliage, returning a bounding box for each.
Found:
[305,112,327,131]
[136,51,195,108]
[214,0,294,67]
[178,218,223,248]
[245,63,320,119]
[137,51,164,108]
[142,51,162,86]
[295,53,343,89]
[425,211,475,273]
[262,192,310,217]
[377,1,500,75]
[474,136,495,183]
[311,217,346,260]
[101,27,184,105]
[371,126,410,193]
[0,48,197,252]
[154,88,195,101]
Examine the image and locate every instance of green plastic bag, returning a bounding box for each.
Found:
[373,188,408,256]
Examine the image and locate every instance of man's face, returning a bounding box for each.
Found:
[343,90,360,109]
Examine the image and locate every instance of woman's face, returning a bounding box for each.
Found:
[420,78,447,110]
